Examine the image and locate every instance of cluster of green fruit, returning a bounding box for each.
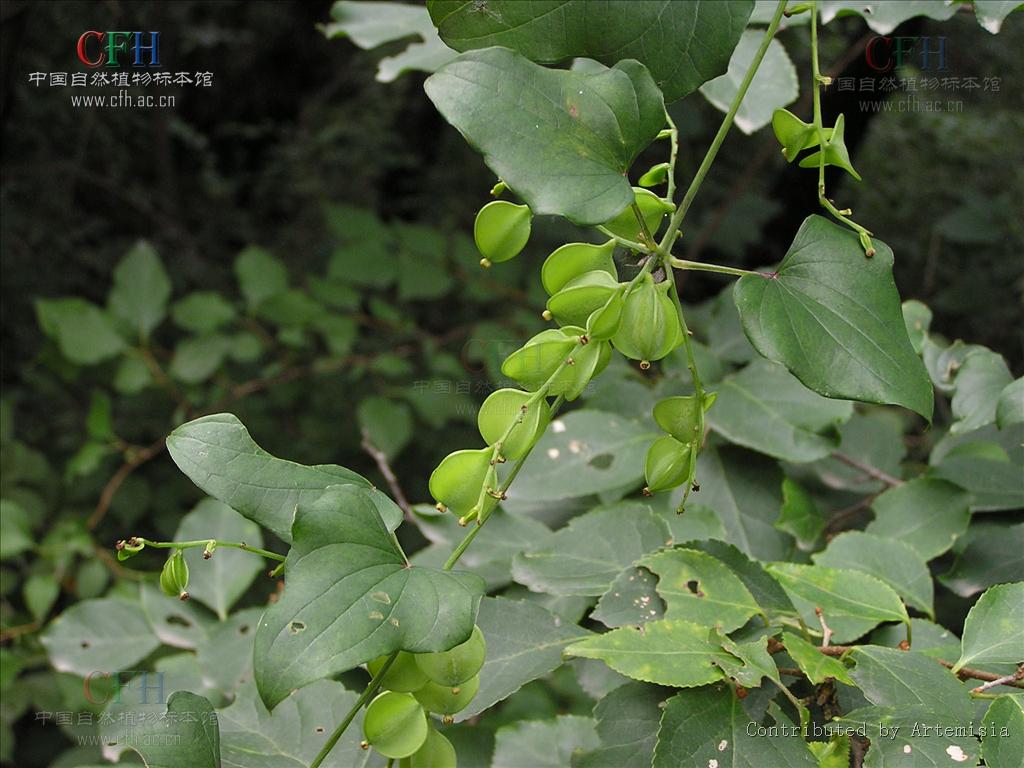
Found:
[429,186,696,522]
[360,626,486,766]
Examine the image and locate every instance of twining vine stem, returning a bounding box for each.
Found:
[809,0,874,252]
[131,537,286,562]
[313,4,792,763]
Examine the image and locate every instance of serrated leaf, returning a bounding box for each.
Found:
[837,706,980,767]
[235,246,288,310]
[654,685,818,768]
[218,679,374,768]
[982,695,1024,768]
[456,597,588,722]
[254,486,484,709]
[713,631,780,687]
[930,427,1024,512]
[783,630,853,685]
[689,446,794,562]
[512,505,670,597]
[425,48,665,225]
[510,411,657,503]
[700,31,798,134]
[574,682,666,768]
[40,598,159,677]
[950,349,1013,433]
[683,539,797,617]
[870,619,961,663]
[592,564,666,628]
[107,241,172,339]
[776,478,825,550]
[940,522,1024,597]
[996,377,1024,428]
[767,563,908,643]
[428,0,752,102]
[166,413,401,542]
[813,531,934,617]
[850,646,974,723]
[35,298,125,365]
[734,215,933,419]
[638,548,760,632]
[492,715,598,768]
[866,478,971,560]
[175,499,264,620]
[707,359,853,462]
[954,582,1024,673]
[566,619,729,688]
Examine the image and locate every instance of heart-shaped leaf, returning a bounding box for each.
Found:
[427,0,753,102]
[425,48,665,225]
[254,486,484,708]
[733,215,933,419]
[167,413,403,541]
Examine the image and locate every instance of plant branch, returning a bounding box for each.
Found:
[830,451,903,487]
[971,665,1024,694]
[309,652,398,768]
[669,258,773,279]
[132,537,286,562]
[87,437,166,530]
[815,607,833,648]
[360,430,412,521]
[658,0,788,251]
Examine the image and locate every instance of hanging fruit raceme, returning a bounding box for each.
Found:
[159,549,189,599]
[611,272,683,364]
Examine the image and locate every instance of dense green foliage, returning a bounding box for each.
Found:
[1,2,1022,768]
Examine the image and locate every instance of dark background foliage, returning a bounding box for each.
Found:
[0,2,1021,766]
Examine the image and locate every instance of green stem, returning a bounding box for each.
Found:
[596,226,648,253]
[309,652,398,768]
[669,258,770,279]
[809,1,874,249]
[659,0,787,251]
[664,111,680,201]
[135,537,285,562]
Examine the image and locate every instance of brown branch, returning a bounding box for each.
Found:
[824,494,879,534]
[87,438,167,530]
[815,607,833,648]
[361,430,412,521]
[970,665,1024,694]
[0,621,40,643]
[830,451,903,488]
[767,637,1024,689]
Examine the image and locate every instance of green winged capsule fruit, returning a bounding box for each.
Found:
[772,108,833,162]
[478,389,550,460]
[415,625,486,686]
[474,200,531,263]
[601,188,674,241]
[586,289,626,341]
[413,673,480,715]
[546,270,620,326]
[561,337,611,400]
[798,114,861,181]
[638,162,670,187]
[644,435,692,494]
[367,651,430,693]
[399,728,457,768]
[362,691,429,759]
[653,396,702,444]
[159,550,189,599]
[541,241,616,295]
[501,328,579,390]
[428,448,493,515]
[611,273,682,363]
